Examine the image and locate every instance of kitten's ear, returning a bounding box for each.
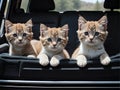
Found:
[5,20,13,33]
[78,16,87,30]
[61,24,69,37]
[40,24,48,37]
[5,20,13,28]
[25,19,33,32]
[25,19,33,28]
[98,15,108,30]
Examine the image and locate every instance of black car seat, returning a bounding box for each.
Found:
[9,0,60,40]
[104,0,120,56]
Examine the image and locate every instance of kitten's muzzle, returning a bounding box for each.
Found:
[90,38,94,42]
[18,36,23,42]
[19,39,22,42]
[18,38,24,44]
[52,41,57,47]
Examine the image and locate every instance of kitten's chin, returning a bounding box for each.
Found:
[84,40,99,46]
[85,42,98,46]
[48,47,63,52]
[88,42,95,46]
[50,47,58,51]
[15,42,26,47]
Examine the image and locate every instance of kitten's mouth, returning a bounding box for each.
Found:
[51,47,58,51]
[52,47,57,49]
[89,41,94,43]
[18,42,23,44]
[17,42,25,46]
[87,41,95,45]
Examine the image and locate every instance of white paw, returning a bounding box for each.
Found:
[50,56,61,67]
[37,54,49,66]
[27,55,36,58]
[100,56,111,65]
[76,55,87,67]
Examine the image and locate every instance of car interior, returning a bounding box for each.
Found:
[0,0,120,89]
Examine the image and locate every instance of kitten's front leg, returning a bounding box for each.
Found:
[50,55,63,67]
[27,55,36,58]
[100,53,111,65]
[76,55,87,67]
[37,54,49,66]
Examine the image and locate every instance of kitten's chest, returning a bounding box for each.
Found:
[9,45,22,55]
[40,48,64,58]
[79,44,105,59]
[10,44,34,56]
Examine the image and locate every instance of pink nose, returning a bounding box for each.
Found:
[89,35,94,41]
[90,38,93,41]
[18,36,22,42]
[52,41,57,46]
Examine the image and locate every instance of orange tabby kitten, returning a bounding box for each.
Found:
[5,19,41,57]
[72,15,111,67]
[37,24,70,67]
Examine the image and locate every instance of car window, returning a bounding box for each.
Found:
[20,0,105,13]
[20,0,29,13]
[54,0,105,12]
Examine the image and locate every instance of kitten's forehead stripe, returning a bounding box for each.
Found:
[15,24,24,32]
[87,22,96,31]
[48,28,60,37]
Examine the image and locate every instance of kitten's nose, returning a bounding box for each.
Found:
[18,37,22,42]
[90,38,93,41]
[52,41,57,47]
[19,39,22,42]
[89,35,94,41]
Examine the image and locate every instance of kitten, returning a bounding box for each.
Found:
[37,24,70,67]
[72,15,111,67]
[5,19,41,57]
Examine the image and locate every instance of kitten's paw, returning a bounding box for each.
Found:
[100,56,111,65]
[37,54,49,66]
[50,58,59,67]
[27,55,36,58]
[50,55,61,67]
[76,55,87,67]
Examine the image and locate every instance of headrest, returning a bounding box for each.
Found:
[29,0,55,12]
[104,0,120,9]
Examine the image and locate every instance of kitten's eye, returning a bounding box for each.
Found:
[57,38,62,42]
[47,38,52,42]
[13,33,17,37]
[84,32,89,35]
[23,33,27,37]
[95,32,99,36]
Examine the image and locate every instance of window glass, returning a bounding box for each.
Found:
[20,0,105,13]
[20,0,29,13]
[54,0,105,12]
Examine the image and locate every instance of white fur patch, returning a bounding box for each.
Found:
[37,54,49,66]
[27,55,35,58]
[100,54,111,65]
[76,55,87,67]
[78,43,105,59]
[50,55,62,67]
